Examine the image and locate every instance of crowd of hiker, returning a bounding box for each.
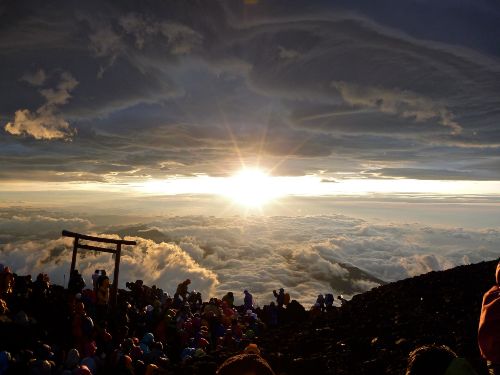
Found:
[0,264,324,374]
[0,259,499,374]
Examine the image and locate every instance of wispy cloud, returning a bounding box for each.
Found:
[20,69,47,87]
[332,81,462,134]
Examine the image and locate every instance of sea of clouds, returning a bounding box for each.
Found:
[0,208,498,307]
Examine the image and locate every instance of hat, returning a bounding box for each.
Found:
[65,348,80,369]
[146,305,153,312]
[244,343,261,355]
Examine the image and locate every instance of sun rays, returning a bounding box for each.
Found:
[219,168,282,208]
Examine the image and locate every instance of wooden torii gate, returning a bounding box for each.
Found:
[62,230,136,307]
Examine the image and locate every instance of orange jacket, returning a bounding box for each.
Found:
[478,262,500,363]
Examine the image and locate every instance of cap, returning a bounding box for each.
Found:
[244,343,261,355]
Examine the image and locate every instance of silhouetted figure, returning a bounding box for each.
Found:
[244,290,253,310]
[0,267,14,297]
[187,290,202,308]
[96,274,110,323]
[216,354,276,375]
[325,293,334,310]
[68,269,85,295]
[405,344,477,375]
[92,270,100,292]
[478,261,500,375]
[337,295,347,306]
[316,294,325,312]
[264,302,278,327]
[222,292,234,307]
[273,288,285,308]
[176,279,191,301]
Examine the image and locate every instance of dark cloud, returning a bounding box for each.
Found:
[0,0,499,182]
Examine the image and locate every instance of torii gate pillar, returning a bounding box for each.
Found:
[62,230,136,307]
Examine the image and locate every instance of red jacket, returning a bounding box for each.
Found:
[478,262,500,363]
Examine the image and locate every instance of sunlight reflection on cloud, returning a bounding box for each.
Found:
[1,209,498,306]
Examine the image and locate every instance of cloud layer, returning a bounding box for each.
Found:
[1,208,498,306]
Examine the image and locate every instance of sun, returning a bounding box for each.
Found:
[222,168,282,207]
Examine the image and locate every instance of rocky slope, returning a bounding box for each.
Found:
[256,259,498,375]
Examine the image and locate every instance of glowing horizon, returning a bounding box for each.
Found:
[124,171,500,212]
[2,174,500,199]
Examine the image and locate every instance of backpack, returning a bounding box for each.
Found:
[325,294,334,305]
[283,293,290,305]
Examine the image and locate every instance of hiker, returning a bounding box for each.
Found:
[140,332,155,355]
[0,267,14,297]
[216,354,276,375]
[92,270,100,292]
[96,274,110,323]
[338,295,347,306]
[316,294,325,312]
[32,273,50,300]
[325,293,335,310]
[188,290,203,308]
[405,344,477,375]
[273,288,285,308]
[222,292,235,308]
[284,291,291,307]
[478,261,500,375]
[176,279,191,301]
[244,290,253,310]
[68,269,86,295]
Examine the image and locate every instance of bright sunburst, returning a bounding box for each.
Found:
[221,168,282,207]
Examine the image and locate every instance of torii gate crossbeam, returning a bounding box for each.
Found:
[62,230,136,307]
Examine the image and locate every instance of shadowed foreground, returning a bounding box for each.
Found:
[0,259,496,374]
[258,259,497,374]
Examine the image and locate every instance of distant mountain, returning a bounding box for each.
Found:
[109,225,172,244]
[331,262,386,294]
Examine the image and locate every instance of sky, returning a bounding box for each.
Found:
[1,0,499,305]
